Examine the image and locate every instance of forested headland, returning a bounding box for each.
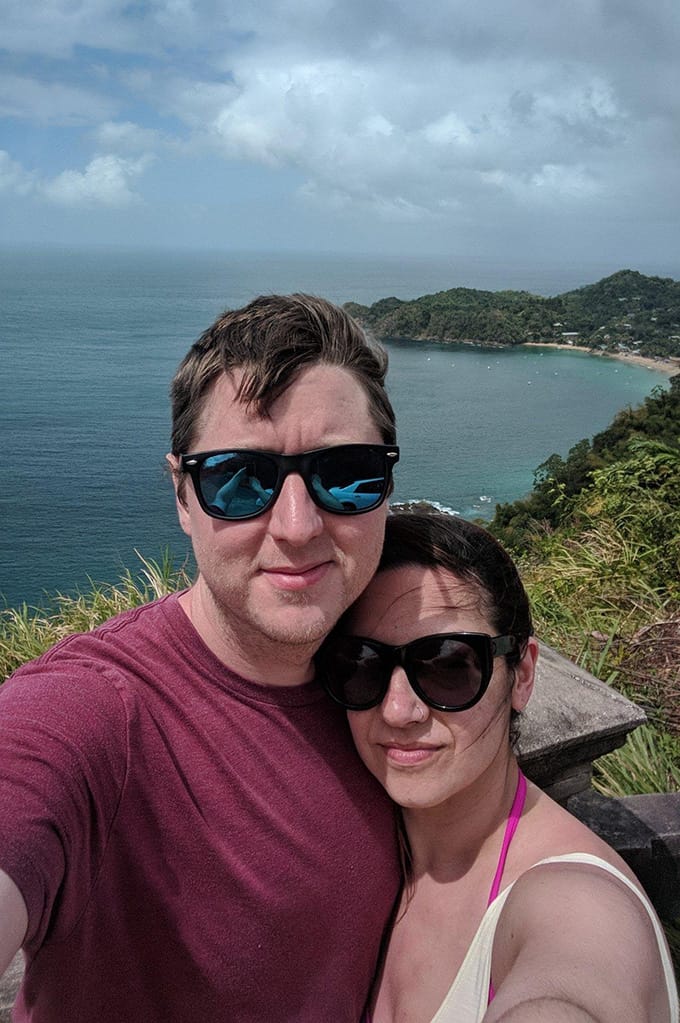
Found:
[345,268,680,362]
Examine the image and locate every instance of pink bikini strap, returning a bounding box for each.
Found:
[487,770,526,1004]
[487,769,527,907]
[366,772,527,1021]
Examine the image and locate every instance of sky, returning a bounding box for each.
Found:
[2,0,679,276]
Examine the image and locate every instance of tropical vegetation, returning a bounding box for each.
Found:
[345,269,680,361]
[488,377,680,776]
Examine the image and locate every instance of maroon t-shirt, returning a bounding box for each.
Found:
[0,594,400,1021]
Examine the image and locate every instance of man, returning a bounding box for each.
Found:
[0,294,401,1021]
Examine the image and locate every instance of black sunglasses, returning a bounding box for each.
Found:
[316,632,519,712]
[179,443,399,521]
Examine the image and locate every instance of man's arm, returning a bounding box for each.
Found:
[0,868,27,979]
[483,862,671,1023]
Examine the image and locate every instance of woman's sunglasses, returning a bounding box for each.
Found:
[180,443,399,521]
[316,632,519,712]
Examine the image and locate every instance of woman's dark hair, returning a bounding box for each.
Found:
[379,512,533,666]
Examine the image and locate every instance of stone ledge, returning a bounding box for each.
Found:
[518,642,647,801]
[567,789,680,920]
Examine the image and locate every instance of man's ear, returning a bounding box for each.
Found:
[166,453,192,537]
[511,636,538,713]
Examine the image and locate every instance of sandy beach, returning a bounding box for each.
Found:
[522,342,680,376]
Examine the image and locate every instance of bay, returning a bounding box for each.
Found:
[0,247,669,609]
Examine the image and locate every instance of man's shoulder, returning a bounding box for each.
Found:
[31,591,182,660]
[5,592,187,696]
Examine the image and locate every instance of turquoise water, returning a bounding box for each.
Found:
[0,248,669,608]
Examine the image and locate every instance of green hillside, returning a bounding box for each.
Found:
[346,269,680,360]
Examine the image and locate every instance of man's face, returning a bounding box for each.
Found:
[168,364,390,681]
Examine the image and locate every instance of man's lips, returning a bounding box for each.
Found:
[261,561,332,591]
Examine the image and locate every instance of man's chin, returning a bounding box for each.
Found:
[256,605,342,651]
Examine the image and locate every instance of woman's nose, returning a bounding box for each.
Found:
[380,668,429,727]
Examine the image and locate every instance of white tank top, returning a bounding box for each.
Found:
[429,853,679,1023]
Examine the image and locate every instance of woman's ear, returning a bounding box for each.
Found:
[511,636,539,713]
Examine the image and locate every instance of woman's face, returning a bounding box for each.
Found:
[345,564,536,811]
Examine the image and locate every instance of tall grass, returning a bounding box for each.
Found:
[1,551,190,680]
[523,540,679,799]
[594,725,680,797]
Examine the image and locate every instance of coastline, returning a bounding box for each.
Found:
[522,342,679,377]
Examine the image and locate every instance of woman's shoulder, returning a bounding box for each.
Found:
[490,807,677,1023]
[511,780,637,883]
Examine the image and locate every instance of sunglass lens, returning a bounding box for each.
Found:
[319,637,386,708]
[412,637,484,709]
[199,452,277,518]
[312,447,388,513]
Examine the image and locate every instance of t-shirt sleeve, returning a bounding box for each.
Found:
[0,654,129,948]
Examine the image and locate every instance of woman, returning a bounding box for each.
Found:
[316,513,678,1023]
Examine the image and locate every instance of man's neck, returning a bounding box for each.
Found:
[177,587,316,687]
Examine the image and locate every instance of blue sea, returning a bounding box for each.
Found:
[0,247,671,609]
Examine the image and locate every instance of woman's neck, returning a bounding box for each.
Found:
[402,755,521,880]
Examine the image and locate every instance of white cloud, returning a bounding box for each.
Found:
[422,113,474,149]
[0,73,119,125]
[0,145,153,208]
[481,164,601,203]
[138,75,238,131]
[2,0,154,58]
[41,154,152,206]
[1,0,679,252]
[198,54,624,218]
[93,120,166,154]
[0,150,36,195]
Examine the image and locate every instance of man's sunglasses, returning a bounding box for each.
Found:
[179,444,399,521]
[316,632,519,712]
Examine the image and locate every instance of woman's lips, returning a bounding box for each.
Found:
[383,744,440,766]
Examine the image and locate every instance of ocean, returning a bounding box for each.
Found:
[0,247,670,609]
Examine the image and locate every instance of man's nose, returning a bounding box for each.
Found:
[267,473,325,545]
[380,668,429,727]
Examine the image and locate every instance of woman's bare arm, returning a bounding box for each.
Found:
[483,863,671,1023]
[0,868,26,980]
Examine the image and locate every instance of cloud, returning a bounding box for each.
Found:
[41,154,152,206]
[0,150,36,195]
[2,0,154,58]
[0,73,118,125]
[1,0,679,253]
[144,76,239,131]
[199,53,626,218]
[0,145,153,207]
[481,163,601,203]
[93,120,167,154]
